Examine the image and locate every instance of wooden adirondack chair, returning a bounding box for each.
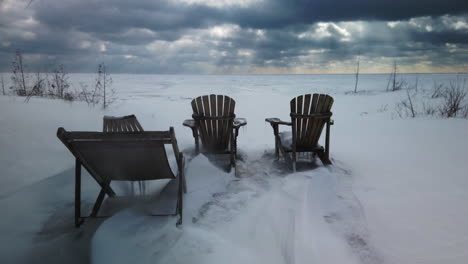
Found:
[57,126,186,227]
[183,95,247,168]
[103,115,145,194]
[266,94,334,171]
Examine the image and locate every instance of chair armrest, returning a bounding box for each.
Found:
[265,118,292,126]
[182,119,196,128]
[233,118,247,128]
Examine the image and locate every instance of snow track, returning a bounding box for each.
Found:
[92,153,378,264]
[2,73,467,264]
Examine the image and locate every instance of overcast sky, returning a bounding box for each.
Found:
[0,0,467,74]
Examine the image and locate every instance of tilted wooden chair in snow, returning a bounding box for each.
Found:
[266,94,334,171]
[57,126,186,227]
[183,95,247,169]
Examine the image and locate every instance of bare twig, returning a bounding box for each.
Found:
[11,50,29,96]
[1,74,5,95]
[386,60,405,92]
[431,80,445,98]
[396,90,417,118]
[354,53,360,93]
[95,62,114,109]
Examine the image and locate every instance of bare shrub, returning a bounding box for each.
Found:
[422,102,437,116]
[24,72,46,103]
[462,105,468,118]
[386,60,406,92]
[396,90,417,118]
[11,50,29,96]
[63,92,75,102]
[78,82,100,106]
[95,62,114,109]
[6,51,117,107]
[33,71,45,96]
[431,80,446,98]
[50,64,70,99]
[438,78,467,118]
[1,74,5,95]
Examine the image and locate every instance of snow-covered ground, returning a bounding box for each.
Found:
[0,73,467,264]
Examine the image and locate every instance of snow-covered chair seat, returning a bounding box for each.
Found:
[265,94,334,171]
[57,126,186,228]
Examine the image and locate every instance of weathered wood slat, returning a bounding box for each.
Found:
[311,95,333,146]
[220,96,230,148]
[304,94,319,146]
[290,96,296,117]
[227,97,235,150]
[123,119,130,132]
[125,119,131,132]
[307,94,324,145]
[296,95,303,144]
[210,94,217,143]
[301,94,311,145]
[202,95,212,145]
[312,95,331,144]
[308,94,330,145]
[303,93,319,145]
[134,119,143,131]
[217,95,223,141]
[103,115,144,133]
[194,97,207,146]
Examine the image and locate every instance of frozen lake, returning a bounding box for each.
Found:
[1,73,467,264]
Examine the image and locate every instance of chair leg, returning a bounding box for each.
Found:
[179,189,183,225]
[272,125,279,160]
[75,159,84,228]
[182,170,187,194]
[274,137,280,160]
[191,128,199,154]
[176,198,183,226]
[317,150,332,165]
[230,131,237,169]
[91,187,107,217]
[278,143,293,169]
[176,174,184,226]
[325,120,331,162]
[292,151,297,172]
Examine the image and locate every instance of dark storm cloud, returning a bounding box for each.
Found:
[31,0,468,33]
[34,0,222,34]
[227,0,468,29]
[0,0,467,73]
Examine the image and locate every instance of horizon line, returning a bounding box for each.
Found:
[1,72,467,75]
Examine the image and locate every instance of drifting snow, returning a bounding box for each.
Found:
[0,73,467,264]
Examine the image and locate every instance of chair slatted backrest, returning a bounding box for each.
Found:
[290,94,333,148]
[57,129,177,182]
[103,115,144,132]
[191,95,236,152]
